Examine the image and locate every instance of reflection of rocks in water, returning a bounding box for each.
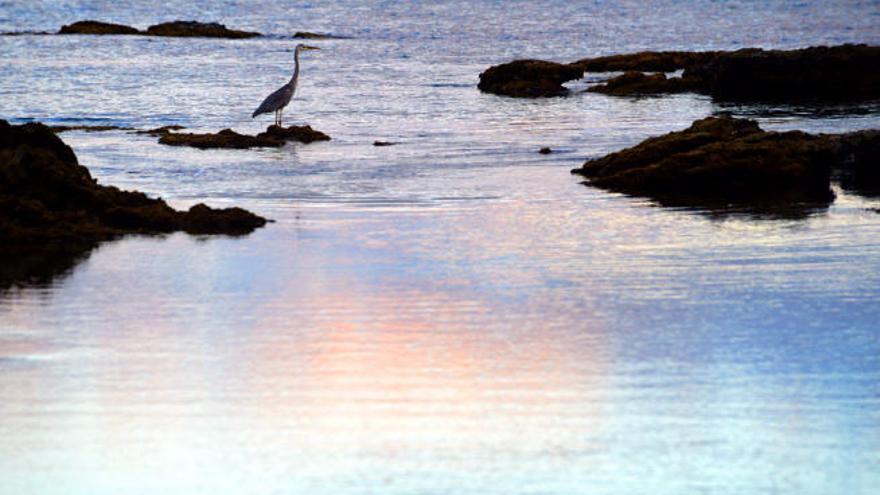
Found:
[0,246,94,292]
[571,115,879,218]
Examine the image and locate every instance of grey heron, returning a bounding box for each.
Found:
[252,44,321,127]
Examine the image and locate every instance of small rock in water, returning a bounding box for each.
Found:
[49,124,133,133]
[373,141,396,146]
[135,125,186,136]
[144,20,260,39]
[539,147,552,154]
[157,125,330,149]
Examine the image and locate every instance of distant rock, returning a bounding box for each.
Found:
[145,21,260,39]
[478,59,584,97]
[539,147,552,154]
[59,20,140,35]
[0,120,267,253]
[571,115,880,209]
[56,19,261,38]
[158,125,330,149]
[373,141,396,146]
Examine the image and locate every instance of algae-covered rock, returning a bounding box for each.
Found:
[478,60,584,97]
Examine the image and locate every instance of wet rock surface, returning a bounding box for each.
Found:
[134,125,186,136]
[0,120,267,253]
[571,115,879,209]
[478,60,584,97]
[57,19,260,38]
[158,125,330,149]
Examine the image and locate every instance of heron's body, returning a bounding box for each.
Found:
[252,44,319,126]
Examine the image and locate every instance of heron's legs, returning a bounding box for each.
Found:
[274,110,279,127]
[279,108,284,127]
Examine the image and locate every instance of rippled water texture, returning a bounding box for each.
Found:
[2,1,880,494]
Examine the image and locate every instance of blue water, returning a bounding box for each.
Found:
[1,1,880,494]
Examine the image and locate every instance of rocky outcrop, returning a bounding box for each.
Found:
[483,44,880,102]
[59,20,140,35]
[587,45,880,102]
[0,120,267,252]
[144,21,260,39]
[478,60,584,97]
[571,115,879,208]
[57,19,260,38]
[158,125,330,149]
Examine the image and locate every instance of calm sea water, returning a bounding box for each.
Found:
[2,1,880,494]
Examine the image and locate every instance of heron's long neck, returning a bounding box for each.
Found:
[290,50,300,84]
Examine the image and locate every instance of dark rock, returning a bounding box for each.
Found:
[145,21,260,39]
[158,128,280,149]
[686,44,880,102]
[59,20,140,35]
[135,125,186,136]
[571,116,879,209]
[575,51,721,72]
[478,60,584,97]
[0,120,267,253]
[539,147,552,154]
[832,129,880,195]
[578,45,880,102]
[588,71,699,96]
[373,141,396,146]
[158,125,330,149]
[257,124,331,144]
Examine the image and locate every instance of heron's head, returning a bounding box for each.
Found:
[295,44,321,53]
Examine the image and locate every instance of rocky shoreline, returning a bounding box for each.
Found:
[571,115,880,210]
[479,44,880,102]
[0,120,268,254]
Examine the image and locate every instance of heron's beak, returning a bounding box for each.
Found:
[303,45,321,51]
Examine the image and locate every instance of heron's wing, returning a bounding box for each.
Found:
[252,84,292,118]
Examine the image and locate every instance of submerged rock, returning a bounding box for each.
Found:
[50,124,133,133]
[293,31,346,39]
[373,141,396,146]
[571,115,879,209]
[478,60,584,97]
[158,125,330,149]
[0,120,267,252]
[144,20,260,39]
[134,125,186,136]
[59,20,140,35]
